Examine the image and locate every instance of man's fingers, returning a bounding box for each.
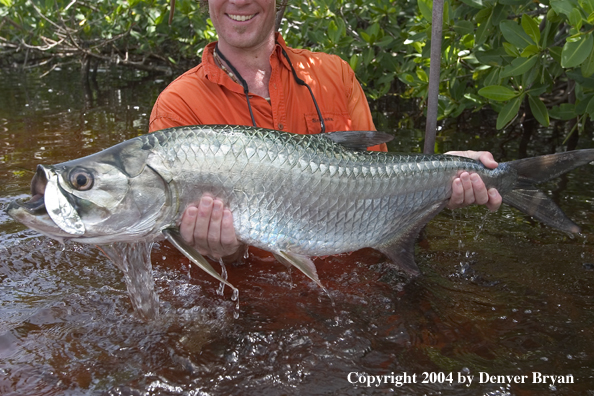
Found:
[486,188,503,212]
[180,205,198,244]
[193,196,215,253]
[470,173,489,205]
[446,150,499,169]
[460,172,475,205]
[477,151,498,169]
[206,199,225,256]
[220,209,238,249]
[447,178,464,209]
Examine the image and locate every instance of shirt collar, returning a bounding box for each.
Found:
[202,33,292,92]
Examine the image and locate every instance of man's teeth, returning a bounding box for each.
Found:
[228,14,255,22]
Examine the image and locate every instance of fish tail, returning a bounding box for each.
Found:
[502,149,594,233]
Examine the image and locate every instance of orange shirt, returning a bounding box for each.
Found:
[149,35,385,151]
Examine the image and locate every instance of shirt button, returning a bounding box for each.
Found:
[278,123,284,130]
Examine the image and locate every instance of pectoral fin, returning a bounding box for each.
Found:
[273,251,324,289]
[163,228,237,292]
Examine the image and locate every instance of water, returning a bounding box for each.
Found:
[99,242,160,320]
[1,67,594,395]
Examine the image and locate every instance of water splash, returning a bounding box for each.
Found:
[231,288,240,319]
[98,241,159,320]
[217,258,228,296]
[473,211,490,241]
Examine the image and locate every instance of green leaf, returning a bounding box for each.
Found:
[569,8,583,29]
[521,14,540,45]
[585,95,594,117]
[503,42,521,57]
[522,63,540,86]
[500,20,534,49]
[458,0,483,8]
[549,46,563,63]
[549,103,577,120]
[368,22,380,39]
[528,95,550,126]
[550,0,579,17]
[588,0,594,13]
[496,96,523,129]
[418,0,433,21]
[520,44,540,57]
[582,43,594,77]
[363,47,374,65]
[416,68,429,82]
[484,68,501,86]
[476,47,508,65]
[453,20,474,35]
[450,77,466,101]
[349,54,359,73]
[328,20,339,43]
[475,7,492,23]
[561,34,594,68]
[501,56,539,77]
[476,8,493,45]
[491,4,508,26]
[375,36,393,47]
[360,31,371,43]
[582,0,594,14]
[478,85,519,101]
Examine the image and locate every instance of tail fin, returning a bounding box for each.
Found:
[503,149,594,233]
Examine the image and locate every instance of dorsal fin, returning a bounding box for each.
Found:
[322,131,393,150]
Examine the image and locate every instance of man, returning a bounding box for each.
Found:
[149,0,502,261]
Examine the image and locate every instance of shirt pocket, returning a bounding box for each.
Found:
[304,111,353,134]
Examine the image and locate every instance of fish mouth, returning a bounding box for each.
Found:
[9,193,45,215]
[7,166,49,216]
[6,165,83,239]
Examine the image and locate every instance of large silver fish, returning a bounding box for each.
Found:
[6,125,594,314]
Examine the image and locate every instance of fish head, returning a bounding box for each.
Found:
[7,139,171,243]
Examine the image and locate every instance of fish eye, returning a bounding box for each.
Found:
[69,169,94,191]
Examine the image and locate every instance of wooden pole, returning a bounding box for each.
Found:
[423,0,444,154]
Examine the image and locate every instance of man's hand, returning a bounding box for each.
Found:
[446,151,503,211]
[179,195,243,260]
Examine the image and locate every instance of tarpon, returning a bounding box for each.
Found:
[6,125,594,315]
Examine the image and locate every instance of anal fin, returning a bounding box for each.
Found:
[273,251,325,290]
[377,231,422,277]
[378,201,448,277]
[163,228,238,293]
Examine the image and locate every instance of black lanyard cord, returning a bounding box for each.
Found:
[214,43,325,133]
[215,43,257,127]
[280,47,325,133]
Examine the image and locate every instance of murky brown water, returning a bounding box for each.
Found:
[0,67,593,395]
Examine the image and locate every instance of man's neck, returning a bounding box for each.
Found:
[216,36,276,98]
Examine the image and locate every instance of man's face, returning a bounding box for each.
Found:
[208,0,277,52]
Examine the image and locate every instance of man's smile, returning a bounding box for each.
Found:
[227,14,256,22]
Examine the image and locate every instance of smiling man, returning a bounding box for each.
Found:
[149,0,502,261]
